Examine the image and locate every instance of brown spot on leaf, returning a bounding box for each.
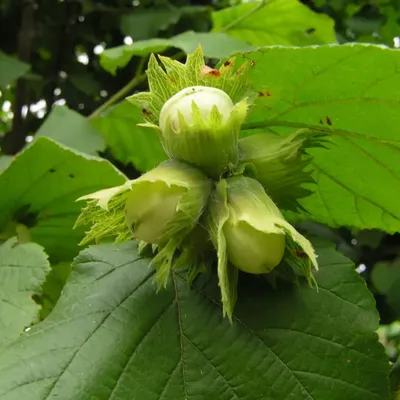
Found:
[200,65,220,77]
[326,116,332,126]
[250,60,256,67]
[319,119,324,125]
[305,27,316,35]
[292,250,308,258]
[142,108,153,117]
[223,60,232,67]
[258,91,271,97]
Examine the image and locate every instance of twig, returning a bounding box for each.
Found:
[88,50,186,119]
[87,0,269,120]
[88,57,147,120]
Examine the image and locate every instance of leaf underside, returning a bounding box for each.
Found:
[240,44,400,233]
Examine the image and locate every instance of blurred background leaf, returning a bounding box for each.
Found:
[93,101,167,172]
[212,0,336,46]
[0,51,30,87]
[35,105,105,154]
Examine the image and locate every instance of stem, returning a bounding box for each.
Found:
[217,0,269,33]
[88,57,147,120]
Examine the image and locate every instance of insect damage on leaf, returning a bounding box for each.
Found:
[258,90,271,97]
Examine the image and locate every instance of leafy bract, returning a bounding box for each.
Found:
[240,44,400,232]
[0,238,50,349]
[0,137,126,261]
[100,31,253,75]
[0,240,390,399]
[0,51,30,87]
[238,129,328,211]
[92,101,167,172]
[127,46,251,125]
[212,0,336,47]
[35,106,105,155]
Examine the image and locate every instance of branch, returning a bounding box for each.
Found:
[88,57,148,120]
[1,0,36,154]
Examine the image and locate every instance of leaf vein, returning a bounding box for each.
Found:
[340,136,400,183]
[108,299,175,400]
[313,169,338,226]
[265,328,385,363]
[293,370,382,399]
[172,272,188,400]
[158,359,182,400]
[184,334,241,400]
[312,162,400,223]
[292,46,369,104]
[178,276,315,400]
[317,286,369,313]
[243,120,400,149]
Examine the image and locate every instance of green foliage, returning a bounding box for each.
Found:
[372,258,400,318]
[35,106,105,155]
[120,6,208,40]
[0,240,390,400]
[0,0,398,397]
[0,138,125,261]
[38,262,72,320]
[212,0,337,46]
[0,238,50,349]
[0,51,30,87]
[100,31,253,75]
[240,44,400,232]
[0,155,12,172]
[313,0,400,46]
[93,101,167,172]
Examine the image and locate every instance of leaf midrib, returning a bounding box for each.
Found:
[176,275,315,400]
[244,120,400,148]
